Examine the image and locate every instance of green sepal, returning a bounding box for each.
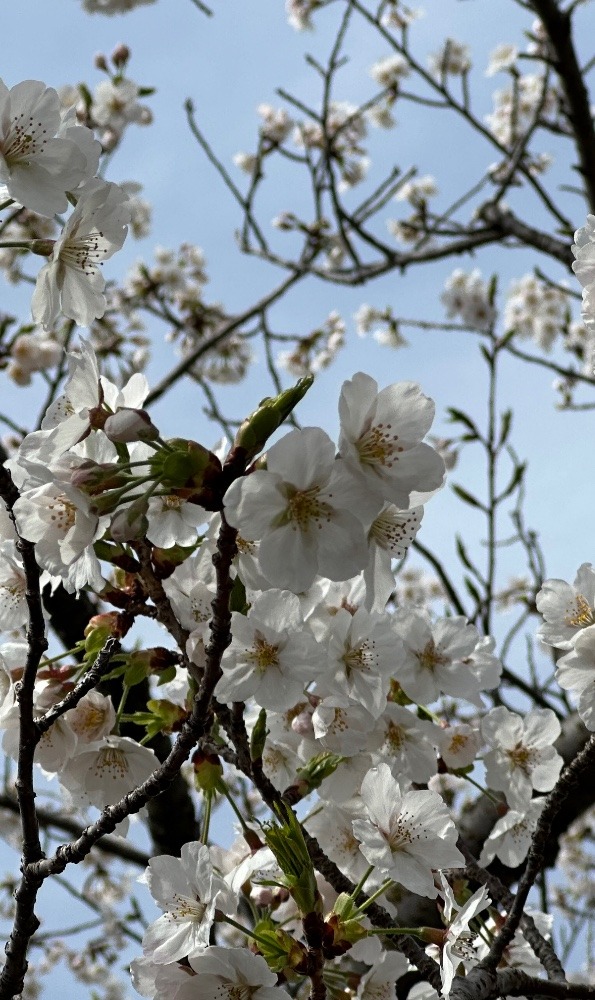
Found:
[250,708,268,761]
[233,376,314,462]
[263,803,320,915]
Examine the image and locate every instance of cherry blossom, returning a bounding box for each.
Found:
[437,875,491,996]
[184,946,291,1000]
[338,372,444,508]
[12,480,104,593]
[481,707,563,810]
[60,735,158,835]
[139,842,236,964]
[392,610,491,706]
[555,626,595,731]
[536,563,595,649]
[479,797,546,867]
[352,763,464,897]
[316,606,399,718]
[32,180,131,330]
[223,426,370,592]
[371,702,438,782]
[214,589,319,711]
[0,79,94,216]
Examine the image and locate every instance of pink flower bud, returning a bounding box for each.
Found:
[110,499,149,542]
[104,408,159,443]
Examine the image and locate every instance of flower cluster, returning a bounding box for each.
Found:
[537,563,595,731]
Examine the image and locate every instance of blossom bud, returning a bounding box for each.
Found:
[84,612,120,638]
[192,750,224,794]
[110,43,130,67]
[101,128,119,151]
[70,460,128,494]
[104,407,159,444]
[129,647,178,676]
[109,498,149,542]
[94,52,108,72]
[232,375,314,463]
[150,438,221,492]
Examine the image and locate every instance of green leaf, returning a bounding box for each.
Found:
[229,574,248,615]
[445,408,480,438]
[451,483,487,511]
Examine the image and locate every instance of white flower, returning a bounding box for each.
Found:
[0,542,31,629]
[60,734,157,835]
[338,372,444,508]
[32,180,130,331]
[317,606,399,718]
[214,590,319,711]
[536,563,595,648]
[12,481,104,593]
[312,697,381,755]
[479,797,546,867]
[185,946,291,1000]
[441,268,496,330]
[372,703,438,782]
[357,950,409,1000]
[223,426,370,593]
[486,43,518,76]
[352,763,464,897]
[392,610,488,706]
[438,875,491,996]
[438,724,480,770]
[65,690,116,745]
[84,0,156,11]
[481,707,563,810]
[572,215,595,292]
[428,39,471,77]
[364,503,424,611]
[140,843,236,964]
[0,79,92,216]
[555,626,595,731]
[307,802,369,883]
[91,78,150,136]
[145,495,207,548]
[370,54,410,89]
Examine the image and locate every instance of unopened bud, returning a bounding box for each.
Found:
[71,460,127,494]
[109,498,149,542]
[111,43,130,67]
[232,376,314,464]
[94,52,109,72]
[128,647,178,675]
[192,750,224,794]
[84,612,120,638]
[104,407,159,443]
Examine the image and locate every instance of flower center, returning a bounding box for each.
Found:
[416,639,449,673]
[2,115,48,163]
[564,594,595,628]
[162,495,183,510]
[385,720,405,752]
[47,494,77,534]
[94,746,130,780]
[357,423,404,469]
[506,742,535,774]
[61,231,107,275]
[168,891,207,923]
[283,484,330,531]
[248,631,280,674]
[342,640,374,676]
